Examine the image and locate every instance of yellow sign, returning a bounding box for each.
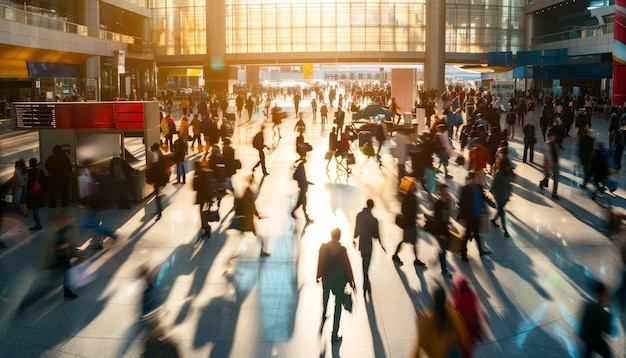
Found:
[303,64,313,80]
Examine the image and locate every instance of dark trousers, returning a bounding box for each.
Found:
[582,339,612,358]
[191,133,202,147]
[48,175,70,207]
[322,283,344,337]
[176,161,186,183]
[293,188,309,216]
[253,149,267,174]
[492,200,508,232]
[460,219,485,256]
[542,166,559,196]
[523,143,534,162]
[436,235,449,273]
[361,252,372,291]
[153,185,162,215]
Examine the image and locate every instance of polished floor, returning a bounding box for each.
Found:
[0,100,625,357]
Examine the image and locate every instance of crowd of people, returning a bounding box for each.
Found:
[3,81,626,356]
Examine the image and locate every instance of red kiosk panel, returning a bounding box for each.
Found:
[55,103,115,129]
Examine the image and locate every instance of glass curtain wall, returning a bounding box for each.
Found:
[225,0,525,55]
[152,0,206,56]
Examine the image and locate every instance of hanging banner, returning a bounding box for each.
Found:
[303,64,313,80]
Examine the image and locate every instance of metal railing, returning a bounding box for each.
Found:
[534,23,614,45]
[0,4,146,50]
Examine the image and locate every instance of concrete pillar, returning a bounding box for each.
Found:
[424,0,445,100]
[613,0,626,106]
[81,0,99,38]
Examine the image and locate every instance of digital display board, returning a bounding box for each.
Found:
[12,102,150,130]
[14,103,56,129]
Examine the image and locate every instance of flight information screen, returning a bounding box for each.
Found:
[13,103,56,129]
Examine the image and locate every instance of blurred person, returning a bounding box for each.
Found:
[374,119,390,162]
[468,139,490,185]
[146,143,170,222]
[579,281,613,358]
[233,179,269,257]
[137,265,164,321]
[190,113,203,148]
[413,286,471,358]
[10,159,28,217]
[390,97,402,124]
[325,127,339,171]
[245,95,254,121]
[19,214,80,310]
[271,104,283,139]
[335,106,345,135]
[294,112,306,133]
[320,103,329,128]
[45,144,73,208]
[317,228,356,343]
[458,171,492,262]
[311,97,318,121]
[26,158,44,230]
[434,124,454,179]
[452,275,486,357]
[291,158,314,223]
[252,125,270,176]
[540,131,560,199]
[79,159,118,249]
[490,148,514,237]
[392,177,426,267]
[433,184,454,278]
[173,132,188,184]
[579,129,595,185]
[235,93,244,118]
[164,114,176,149]
[109,151,132,209]
[192,160,214,238]
[522,120,537,163]
[180,95,189,116]
[178,114,189,142]
[353,199,385,297]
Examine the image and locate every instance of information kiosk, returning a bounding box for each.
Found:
[12,101,160,201]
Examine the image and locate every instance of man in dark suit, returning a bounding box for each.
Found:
[317,228,355,343]
[334,106,345,135]
[458,171,492,262]
[353,199,385,297]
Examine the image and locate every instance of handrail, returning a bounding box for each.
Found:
[533,23,614,45]
[0,4,144,47]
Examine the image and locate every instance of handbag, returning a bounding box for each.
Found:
[343,288,353,313]
[345,152,356,165]
[4,194,13,203]
[67,260,97,290]
[229,215,245,231]
[29,169,42,194]
[395,214,405,229]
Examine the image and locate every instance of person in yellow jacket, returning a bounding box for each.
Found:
[179,114,190,142]
[414,286,471,358]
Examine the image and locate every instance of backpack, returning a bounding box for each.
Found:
[506,112,517,125]
[253,131,264,150]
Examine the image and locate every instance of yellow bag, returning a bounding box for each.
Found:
[399,176,417,193]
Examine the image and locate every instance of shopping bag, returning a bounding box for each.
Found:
[4,194,13,203]
[399,176,417,193]
[67,260,97,290]
[446,229,466,254]
[479,214,491,234]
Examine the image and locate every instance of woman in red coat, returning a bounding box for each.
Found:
[452,274,487,357]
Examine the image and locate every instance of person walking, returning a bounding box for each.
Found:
[505,107,517,138]
[413,286,471,358]
[146,143,170,222]
[252,125,270,176]
[540,131,560,199]
[320,103,329,128]
[458,171,492,262]
[579,281,613,358]
[468,139,491,185]
[390,97,402,124]
[392,177,426,267]
[311,97,318,122]
[192,160,215,238]
[490,148,514,237]
[233,180,269,257]
[45,144,73,208]
[245,95,254,121]
[173,132,187,184]
[79,159,119,249]
[290,158,314,223]
[10,159,29,217]
[334,106,345,136]
[180,95,189,116]
[325,127,339,171]
[190,113,203,149]
[353,199,385,297]
[452,275,486,357]
[317,228,356,343]
[26,158,44,230]
[432,183,454,278]
[109,151,132,209]
[522,120,537,163]
[271,104,283,139]
[179,114,190,142]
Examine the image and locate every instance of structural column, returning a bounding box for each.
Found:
[424,0,446,98]
[614,0,626,106]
